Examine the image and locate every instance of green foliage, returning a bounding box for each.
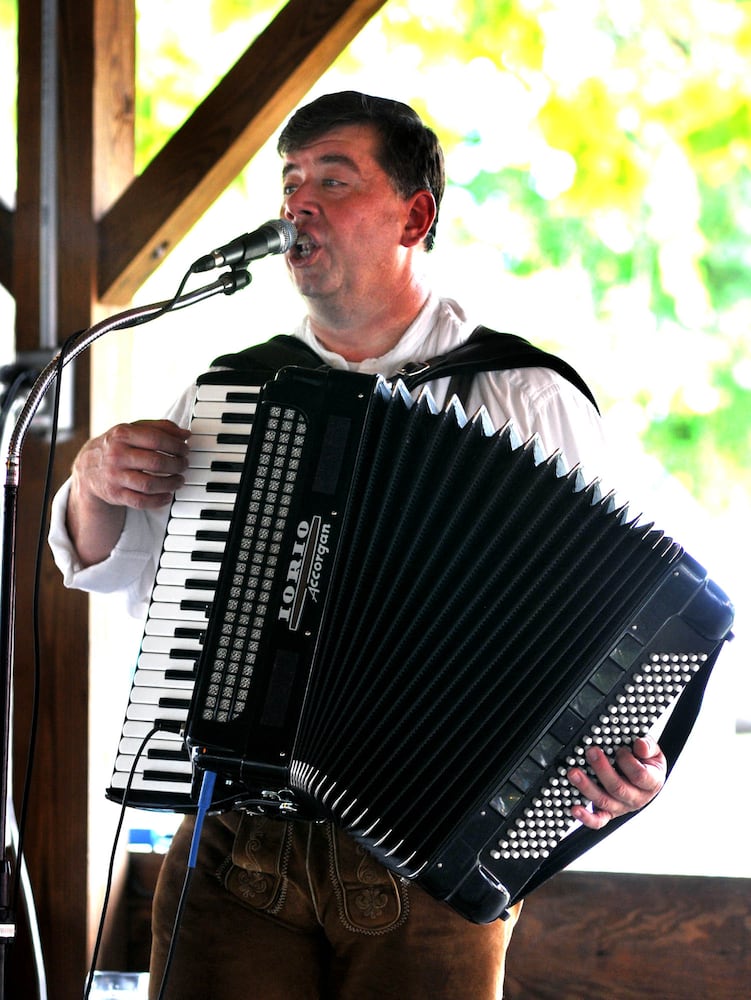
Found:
[131,0,751,516]
[134,0,284,172]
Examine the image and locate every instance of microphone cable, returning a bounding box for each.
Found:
[154,768,217,1000]
[82,724,162,1000]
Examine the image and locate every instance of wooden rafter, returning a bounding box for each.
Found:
[97,0,388,304]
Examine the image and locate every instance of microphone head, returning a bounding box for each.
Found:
[266,218,298,253]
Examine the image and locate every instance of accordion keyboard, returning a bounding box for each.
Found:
[107,373,264,809]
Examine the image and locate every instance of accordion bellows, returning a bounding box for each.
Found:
[110,366,734,923]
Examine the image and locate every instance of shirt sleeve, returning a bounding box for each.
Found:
[47,383,197,618]
[468,367,610,487]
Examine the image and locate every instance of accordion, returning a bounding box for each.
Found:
[110,365,734,923]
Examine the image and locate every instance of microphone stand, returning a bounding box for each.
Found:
[0,266,251,999]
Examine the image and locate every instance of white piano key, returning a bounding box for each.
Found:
[122,718,184,740]
[115,754,192,775]
[147,602,211,621]
[164,524,229,545]
[159,551,223,571]
[136,652,199,674]
[181,466,242,487]
[139,635,203,669]
[108,771,192,792]
[167,517,229,545]
[140,633,203,655]
[163,534,225,554]
[174,482,240,503]
[189,434,249,454]
[150,585,215,605]
[192,399,257,419]
[131,668,196,689]
[155,567,219,588]
[189,417,252,437]
[118,734,185,756]
[196,381,262,402]
[143,618,206,638]
[169,500,234,520]
[127,692,190,714]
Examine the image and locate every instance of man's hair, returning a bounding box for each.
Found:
[278,91,445,252]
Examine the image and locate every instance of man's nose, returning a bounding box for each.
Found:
[283,184,316,221]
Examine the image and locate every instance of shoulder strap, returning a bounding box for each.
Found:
[211,334,326,374]
[395,326,600,413]
[211,328,599,413]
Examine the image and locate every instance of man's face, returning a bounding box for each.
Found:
[280,124,418,325]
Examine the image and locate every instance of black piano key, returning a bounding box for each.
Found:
[143,769,193,784]
[180,600,213,613]
[169,648,200,661]
[174,627,205,641]
[195,530,228,542]
[148,747,190,761]
[158,696,192,710]
[222,411,255,423]
[192,551,223,564]
[217,432,250,445]
[154,719,184,734]
[198,508,232,521]
[165,668,197,682]
[185,578,218,591]
[206,482,238,494]
[226,391,258,403]
[211,461,244,473]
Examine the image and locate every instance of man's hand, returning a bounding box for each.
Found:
[67,419,189,567]
[567,736,667,830]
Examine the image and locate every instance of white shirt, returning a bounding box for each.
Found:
[48,294,607,618]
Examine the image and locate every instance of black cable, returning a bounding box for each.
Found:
[11,344,69,918]
[10,259,198,916]
[82,724,163,1000]
[155,769,217,1000]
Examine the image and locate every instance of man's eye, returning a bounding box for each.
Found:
[283,183,297,195]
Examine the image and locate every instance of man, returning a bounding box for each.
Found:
[50,92,666,999]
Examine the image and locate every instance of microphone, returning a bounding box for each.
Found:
[191,218,298,273]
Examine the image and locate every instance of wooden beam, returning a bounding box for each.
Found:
[97,0,388,304]
[505,871,750,999]
[9,1,118,996]
[0,200,11,294]
[92,1,136,217]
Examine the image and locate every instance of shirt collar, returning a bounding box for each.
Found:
[295,292,441,375]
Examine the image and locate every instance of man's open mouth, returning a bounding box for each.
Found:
[294,233,317,259]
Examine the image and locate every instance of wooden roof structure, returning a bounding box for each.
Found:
[3,4,749,998]
[3,2,386,993]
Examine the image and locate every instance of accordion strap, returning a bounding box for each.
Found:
[211,334,326,375]
[212,327,600,413]
[394,325,600,413]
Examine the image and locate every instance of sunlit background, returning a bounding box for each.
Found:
[1,0,749,879]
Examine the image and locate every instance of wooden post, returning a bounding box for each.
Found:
[11,1,98,996]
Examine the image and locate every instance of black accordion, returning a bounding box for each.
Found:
[109,366,734,923]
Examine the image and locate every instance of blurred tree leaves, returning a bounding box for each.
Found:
[2,0,741,514]
[359,0,750,515]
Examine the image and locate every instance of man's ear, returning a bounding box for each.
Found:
[401,190,437,248]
